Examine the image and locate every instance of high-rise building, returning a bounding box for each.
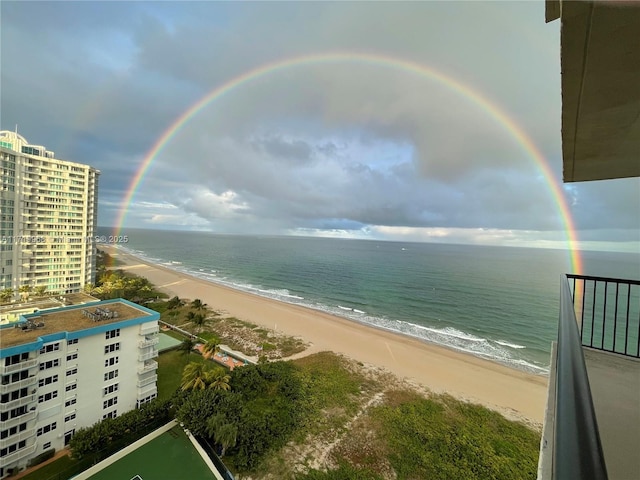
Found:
[0,299,159,477]
[0,130,99,296]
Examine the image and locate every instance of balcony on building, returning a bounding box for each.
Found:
[139,322,159,336]
[138,360,158,375]
[539,2,640,479]
[137,336,160,349]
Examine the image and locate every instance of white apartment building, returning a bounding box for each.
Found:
[0,130,100,296]
[0,299,159,478]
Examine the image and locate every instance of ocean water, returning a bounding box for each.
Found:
[99,228,639,374]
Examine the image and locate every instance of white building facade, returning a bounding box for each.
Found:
[0,299,159,478]
[0,130,99,296]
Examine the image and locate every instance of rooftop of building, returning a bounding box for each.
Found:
[0,300,155,349]
[0,293,101,315]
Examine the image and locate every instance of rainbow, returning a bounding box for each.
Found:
[114,52,582,273]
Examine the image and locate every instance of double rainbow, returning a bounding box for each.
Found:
[113,52,581,273]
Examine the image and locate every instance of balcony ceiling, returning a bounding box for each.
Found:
[547,1,640,182]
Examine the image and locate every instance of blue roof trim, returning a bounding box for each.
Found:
[0,299,159,359]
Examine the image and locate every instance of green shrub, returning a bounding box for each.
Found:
[27,448,55,468]
[69,399,172,459]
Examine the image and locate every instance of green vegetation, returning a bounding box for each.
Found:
[297,463,384,480]
[19,454,75,480]
[367,394,539,479]
[86,269,165,302]
[69,400,172,459]
[27,449,55,468]
[157,350,206,401]
[175,361,306,470]
[209,352,538,479]
[181,361,230,391]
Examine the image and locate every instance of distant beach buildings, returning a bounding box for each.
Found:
[0,130,99,298]
[0,299,159,477]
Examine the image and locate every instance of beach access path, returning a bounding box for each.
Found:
[102,245,548,424]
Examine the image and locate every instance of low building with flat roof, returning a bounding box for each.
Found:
[0,299,160,478]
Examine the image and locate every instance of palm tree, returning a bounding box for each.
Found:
[205,369,231,391]
[191,298,207,310]
[181,361,208,391]
[34,285,47,297]
[205,413,225,439]
[166,310,180,324]
[178,338,196,366]
[18,284,32,301]
[167,296,185,310]
[201,339,219,359]
[214,423,237,457]
[191,313,208,334]
[0,288,14,304]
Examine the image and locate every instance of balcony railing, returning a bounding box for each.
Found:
[139,323,159,336]
[568,274,640,358]
[0,394,37,411]
[0,376,37,394]
[138,360,158,375]
[0,428,36,449]
[0,410,37,430]
[138,337,160,349]
[138,350,158,362]
[137,374,158,388]
[0,359,38,375]
[136,384,157,398]
[553,274,608,479]
[0,441,37,466]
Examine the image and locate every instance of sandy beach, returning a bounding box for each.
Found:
[102,245,548,424]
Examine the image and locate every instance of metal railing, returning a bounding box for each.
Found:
[554,274,608,479]
[567,274,640,358]
[196,435,236,480]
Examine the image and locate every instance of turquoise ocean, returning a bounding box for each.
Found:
[100,228,639,374]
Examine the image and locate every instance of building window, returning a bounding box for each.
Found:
[38,391,58,403]
[0,440,27,458]
[39,343,60,354]
[38,375,58,387]
[136,393,157,408]
[65,383,77,392]
[40,359,60,371]
[103,397,118,409]
[66,368,77,377]
[0,422,27,439]
[65,398,76,407]
[103,369,118,382]
[43,442,51,449]
[104,343,120,354]
[103,384,118,396]
[36,422,57,436]
[64,413,76,422]
[66,353,78,361]
[102,410,117,420]
[105,329,120,339]
[67,339,78,346]
[104,357,119,367]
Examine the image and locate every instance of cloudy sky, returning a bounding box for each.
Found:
[2,1,638,252]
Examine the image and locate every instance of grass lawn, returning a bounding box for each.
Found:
[19,454,75,480]
[157,350,206,401]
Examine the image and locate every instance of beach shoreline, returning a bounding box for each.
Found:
[100,244,548,425]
